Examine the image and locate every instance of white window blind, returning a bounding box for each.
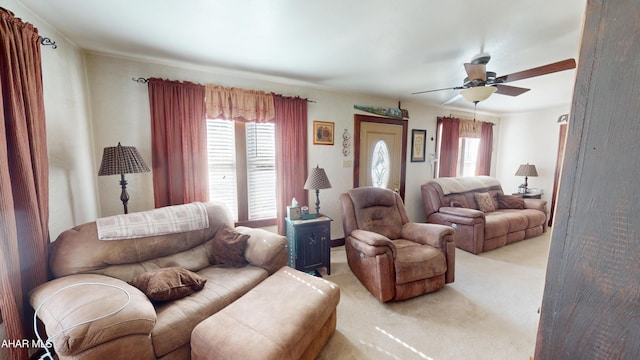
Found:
[206,119,238,220]
[458,137,480,176]
[246,122,276,220]
[206,119,277,223]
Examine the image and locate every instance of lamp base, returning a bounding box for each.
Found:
[314,189,321,215]
[119,173,130,214]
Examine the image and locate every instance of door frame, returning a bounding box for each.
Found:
[353,114,408,199]
[548,123,568,227]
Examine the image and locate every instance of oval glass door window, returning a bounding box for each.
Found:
[371,140,390,188]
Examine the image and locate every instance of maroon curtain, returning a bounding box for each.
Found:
[273,95,308,235]
[148,78,208,207]
[437,116,460,177]
[0,8,49,360]
[475,122,493,175]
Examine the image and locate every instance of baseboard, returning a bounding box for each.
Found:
[330,237,345,247]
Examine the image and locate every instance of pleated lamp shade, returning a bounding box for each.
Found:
[98,142,150,214]
[98,142,150,176]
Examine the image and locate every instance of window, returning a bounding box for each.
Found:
[435,117,491,178]
[206,119,276,226]
[245,122,277,220]
[371,140,390,187]
[458,137,480,176]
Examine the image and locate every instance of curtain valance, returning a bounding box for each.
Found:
[205,85,275,122]
[460,120,482,138]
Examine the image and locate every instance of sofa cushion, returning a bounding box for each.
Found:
[47,202,237,283]
[474,192,496,213]
[521,209,548,228]
[209,225,250,267]
[484,215,510,239]
[29,274,156,357]
[129,267,207,302]
[493,211,529,232]
[191,266,340,360]
[498,194,525,209]
[392,240,447,284]
[348,187,405,240]
[151,265,269,357]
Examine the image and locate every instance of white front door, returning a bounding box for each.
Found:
[354,114,407,198]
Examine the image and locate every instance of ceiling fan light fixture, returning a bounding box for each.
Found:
[460,86,497,103]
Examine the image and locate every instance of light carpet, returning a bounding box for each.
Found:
[317,231,551,360]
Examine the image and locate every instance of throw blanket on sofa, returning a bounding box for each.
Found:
[97,202,209,240]
[431,176,501,195]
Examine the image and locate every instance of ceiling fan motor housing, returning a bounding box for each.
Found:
[471,53,491,65]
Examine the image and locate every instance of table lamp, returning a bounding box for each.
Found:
[515,163,538,193]
[303,165,332,215]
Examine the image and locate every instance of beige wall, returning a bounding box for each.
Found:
[495,105,571,203]
[84,53,501,239]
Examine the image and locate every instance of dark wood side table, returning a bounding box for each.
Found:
[513,192,542,199]
[285,216,331,276]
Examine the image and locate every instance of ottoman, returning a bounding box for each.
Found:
[191,266,340,360]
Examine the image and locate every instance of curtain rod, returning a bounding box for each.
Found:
[131,77,316,102]
[41,37,57,49]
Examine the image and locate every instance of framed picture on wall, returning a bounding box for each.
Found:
[411,129,426,162]
[313,121,334,145]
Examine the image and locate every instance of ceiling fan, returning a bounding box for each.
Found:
[412,53,576,105]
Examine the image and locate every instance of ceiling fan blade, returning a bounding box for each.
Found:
[497,58,576,83]
[441,93,463,105]
[411,86,463,95]
[494,84,531,96]
[464,63,486,81]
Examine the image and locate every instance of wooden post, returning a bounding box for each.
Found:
[536,0,640,358]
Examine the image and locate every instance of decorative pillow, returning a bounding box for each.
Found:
[129,267,207,302]
[498,194,526,209]
[450,200,464,208]
[209,225,250,267]
[474,192,496,213]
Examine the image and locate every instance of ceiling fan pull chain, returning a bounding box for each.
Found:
[473,101,478,122]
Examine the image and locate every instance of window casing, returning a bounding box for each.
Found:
[206,119,276,226]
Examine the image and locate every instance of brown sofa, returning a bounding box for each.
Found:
[29,202,289,359]
[421,176,547,254]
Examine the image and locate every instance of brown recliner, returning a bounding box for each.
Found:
[339,187,455,302]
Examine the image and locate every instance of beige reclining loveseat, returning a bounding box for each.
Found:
[421,176,547,254]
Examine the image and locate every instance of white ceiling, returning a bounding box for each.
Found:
[19,0,586,114]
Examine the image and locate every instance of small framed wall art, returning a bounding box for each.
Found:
[411,129,427,162]
[313,121,334,145]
